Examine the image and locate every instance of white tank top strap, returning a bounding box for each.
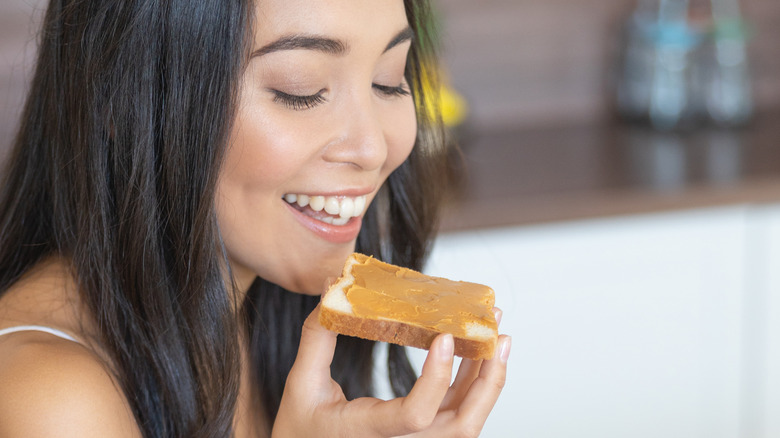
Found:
[0,325,80,343]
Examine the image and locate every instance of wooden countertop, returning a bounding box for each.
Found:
[440,110,780,231]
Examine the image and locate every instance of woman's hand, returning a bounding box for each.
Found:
[272,305,511,438]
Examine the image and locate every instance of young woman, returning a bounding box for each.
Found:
[0,0,510,436]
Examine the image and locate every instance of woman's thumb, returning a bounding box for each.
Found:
[290,304,338,380]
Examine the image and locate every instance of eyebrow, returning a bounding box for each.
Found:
[251,26,414,58]
[384,26,414,53]
[252,35,347,58]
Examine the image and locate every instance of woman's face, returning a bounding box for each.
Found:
[217,0,416,295]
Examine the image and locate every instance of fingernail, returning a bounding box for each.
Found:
[493,308,503,326]
[438,334,454,360]
[499,336,511,364]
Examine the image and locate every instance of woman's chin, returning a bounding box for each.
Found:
[283,274,335,296]
[300,248,357,295]
[279,258,348,296]
[248,246,355,296]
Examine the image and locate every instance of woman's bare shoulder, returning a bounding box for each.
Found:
[0,258,141,436]
[0,333,142,437]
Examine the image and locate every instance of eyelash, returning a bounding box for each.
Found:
[272,83,411,111]
[272,89,327,111]
[373,83,411,98]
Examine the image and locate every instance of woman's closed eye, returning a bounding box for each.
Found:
[272,89,327,111]
[372,83,410,98]
[271,82,411,111]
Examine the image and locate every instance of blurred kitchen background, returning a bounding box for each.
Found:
[3,0,780,437]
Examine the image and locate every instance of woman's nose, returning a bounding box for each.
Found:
[322,97,388,172]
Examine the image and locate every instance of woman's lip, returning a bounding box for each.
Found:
[285,201,363,244]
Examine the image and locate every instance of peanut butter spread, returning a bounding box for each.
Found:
[344,256,497,337]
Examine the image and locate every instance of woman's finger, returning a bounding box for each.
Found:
[441,357,481,410]
[493,307,503,327]
[401,333,455,418]
[456,334,511,429]
[344,333,455,437]
[441,307,502,410]
[288,304,338,382]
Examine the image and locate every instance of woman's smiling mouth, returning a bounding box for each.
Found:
[283,194,368,225]
[283,194,368,243]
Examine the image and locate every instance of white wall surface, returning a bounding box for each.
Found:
[397,204,780,438]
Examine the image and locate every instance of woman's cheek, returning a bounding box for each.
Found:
[385,99,418,172]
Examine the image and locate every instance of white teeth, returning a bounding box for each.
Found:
[331,217,350,226]
[283,193,368,224]
[310,196,325,212]
[324,197,340,215]
[353,196,366,216]
[318,216,348,226]
[339,198,354,219]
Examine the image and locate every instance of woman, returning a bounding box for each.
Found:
[0,0,510,436]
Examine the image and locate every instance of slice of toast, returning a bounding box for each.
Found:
[319,253,498,360]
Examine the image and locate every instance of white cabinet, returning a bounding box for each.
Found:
[743,204,780,438]
[405,205,778,438]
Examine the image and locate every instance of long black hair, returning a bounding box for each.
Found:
[0,0,448,436]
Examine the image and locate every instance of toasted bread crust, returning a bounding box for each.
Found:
[320,306,496,361]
